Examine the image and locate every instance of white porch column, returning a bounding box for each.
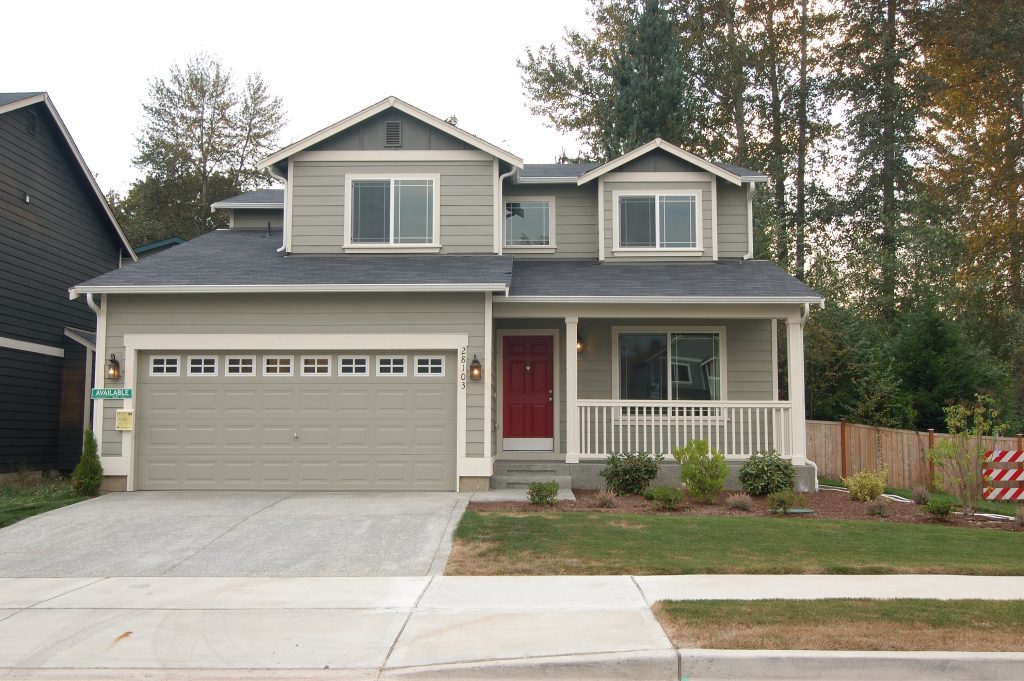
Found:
[786,316,808,464]
[565,317,579,463]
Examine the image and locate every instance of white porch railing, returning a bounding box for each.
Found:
[577,400,793,459]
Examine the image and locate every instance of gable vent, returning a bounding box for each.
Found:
[384,120,402,148]
[27,111,38,135]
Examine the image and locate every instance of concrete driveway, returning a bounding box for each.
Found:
[0,491,468,577]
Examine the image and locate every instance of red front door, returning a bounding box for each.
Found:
[502,335,554,445]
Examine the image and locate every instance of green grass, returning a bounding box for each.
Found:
[0,478,85,528]
[819,477,1019,516]
[450,511,1024,575]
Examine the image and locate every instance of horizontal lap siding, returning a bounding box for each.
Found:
[504,184,598,258]
[0,347,62,472]
[291,161,494,254]
[99,293,487,461]
[602,180,713,262]
[716,182,749,258]
[232,209,283,230]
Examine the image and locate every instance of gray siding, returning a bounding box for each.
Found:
[717,181,749,258]
[290,160,494,254]
[98,293,487,461]
[503,183,598,259]
[602,180,714,261]
[232,208,283,231]
[617,149,702,173]
[310,110,473,151]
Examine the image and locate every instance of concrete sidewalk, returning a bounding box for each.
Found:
[1,575,1022,680]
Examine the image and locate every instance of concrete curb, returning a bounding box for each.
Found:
[679,649,1024,681]
[383,650,679,680]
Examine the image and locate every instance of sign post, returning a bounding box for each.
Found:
[91,388,133,400]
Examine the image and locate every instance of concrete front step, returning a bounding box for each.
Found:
[489,474,573,490]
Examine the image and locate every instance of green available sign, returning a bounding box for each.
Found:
[91,388,132,400]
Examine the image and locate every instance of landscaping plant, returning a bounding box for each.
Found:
[926,497,956,520]
[672,439,727,503]
[928,394,1007,516]
[595,491,618,508]
[911,486,930,505]
[649,486,685,511]
[599,451,663,496]
[866,498,890,517]
[725,493,753,511]
[767,490,806,514]
[71,429,102,497]
[844,468,888,502]
[526,480,560,507]
[738,450,795,496]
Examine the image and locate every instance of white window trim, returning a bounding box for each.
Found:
[376,355,407,377]
[300,355,332,376]
[225,355,256,376]
[503,195,557,250]
[414,355,446,377]
[262,355,294,377]
[344,174,441,251]
[338,355,370,376]
[611,326,727,401]
[149,355,180,377]
[611,188,704,254]
[187,355,219,377]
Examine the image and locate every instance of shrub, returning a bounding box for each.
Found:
[911,486,930,505]
[926,497,956,520]
[649,486,685,511]
[71,429,102,497]
[866,498,890,517]
[767,490,806,514]
[599,451,663,496]
[672,440,727,504]
[844,469,888,502]
[1014,505,1024,526]
[526,480,560,507]
[725,493,753,511]
[739,450,795,496]
[928,394,1007,515]
[595,491,618,508]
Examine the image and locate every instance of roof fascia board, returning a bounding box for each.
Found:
[515,176,581,184]
[210,202,284,212]
[259,96,523,169]
[577,139,743,186]
[71,282,511,295]
[499,295,824,304]
[0,93,46,115]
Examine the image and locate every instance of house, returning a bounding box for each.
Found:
[134,236,185,259]
[0,92,136,474]
[71,96,822,493]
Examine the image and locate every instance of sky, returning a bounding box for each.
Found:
[2,0,591,194]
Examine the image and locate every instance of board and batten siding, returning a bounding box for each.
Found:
[290,160,494,254]
[503,184,598,259]
[232,208,283,231]
[98,293,488,462]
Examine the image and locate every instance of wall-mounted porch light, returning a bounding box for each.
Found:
[105,353,121,380]
[576,334,584,353]
[469,355,482,381]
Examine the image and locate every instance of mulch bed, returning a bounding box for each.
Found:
[467,489,1024,532]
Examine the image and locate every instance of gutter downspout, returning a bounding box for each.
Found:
[496,167,517,255]
[744,182,754,260]
[267,165,288,253]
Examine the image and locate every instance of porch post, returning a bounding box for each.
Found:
[565,317,579,463]
[786,316,808,464]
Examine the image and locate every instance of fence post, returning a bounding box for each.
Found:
[840,418,847,479]
[1017,433,1022,452]
[927,428,935,487]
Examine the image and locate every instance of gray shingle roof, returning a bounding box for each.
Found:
[509,259,821,301]
[211,188,284,207]
[520,163,600,179]
[75,230,513,291]
[0,92,43,108]
[711,160,768,179]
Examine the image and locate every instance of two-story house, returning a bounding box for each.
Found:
[72,97,822,493]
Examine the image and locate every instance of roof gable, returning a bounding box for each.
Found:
[259,96,523,170]
[577,139,767,186]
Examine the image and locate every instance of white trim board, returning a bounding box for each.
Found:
[579,139,747,187]
[0,335,64,358]
[64,327,96,350]
[294,150,491,162]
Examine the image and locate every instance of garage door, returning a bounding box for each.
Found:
[136,351,457,491]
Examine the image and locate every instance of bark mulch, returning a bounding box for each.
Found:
[467,489,1023,532]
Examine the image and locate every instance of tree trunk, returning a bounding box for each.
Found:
[766,7,788,269]
[725,2,747,161]
[795,0,808,281]
[878,0,899,319]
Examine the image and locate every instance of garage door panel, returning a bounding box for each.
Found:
[137,350,457,491]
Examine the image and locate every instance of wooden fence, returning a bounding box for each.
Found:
[807,419,1024,489]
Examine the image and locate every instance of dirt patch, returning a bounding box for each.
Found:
[466,489,1023,532]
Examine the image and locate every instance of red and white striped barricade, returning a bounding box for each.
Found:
[983,451,1024,501]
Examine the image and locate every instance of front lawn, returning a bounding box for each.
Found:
[0,478,84,528]
[448,511,1024,575]
[655,599,1024,651]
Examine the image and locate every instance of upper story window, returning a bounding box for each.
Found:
[614,190,701,251]
[505,197,555,248]
[346,175,439,248]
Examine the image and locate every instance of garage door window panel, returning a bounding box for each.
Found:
[301,356,331,376]
[226,356,255,376]
[377,356,407,376]
[339,356,369,376]
[188,356,218,377]
[150,356,180,376]
[263,356,294,376]
[415,356,445,376]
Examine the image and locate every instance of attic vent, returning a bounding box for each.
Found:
[384,120,402,147]
[27,111,37,135]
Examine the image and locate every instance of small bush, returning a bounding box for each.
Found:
[1014,505,1024,526]
[926,497,956,520]
[71,429,102,497]
[866,498,890,517]
[725,493,753,511]
[526,480,560,506]
[672,439,727,504]
[767,490,806,514]
[911,486,930,505]
[844,468,888,502]
[599,451,664,496]
[739,450,795,496]
[649,486,685,511]
[595,491,618,508]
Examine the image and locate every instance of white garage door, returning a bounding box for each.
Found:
[136,352,457,491]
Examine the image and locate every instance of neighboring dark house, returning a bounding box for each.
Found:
[134,236,185,259]
[0,92,136,473]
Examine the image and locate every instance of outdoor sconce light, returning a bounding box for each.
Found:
[576,334,584,353]
[105,354,121,380]
[469,355,482,381]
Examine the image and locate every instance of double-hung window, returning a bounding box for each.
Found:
[615,190,701,250]
[348,176,438,247]
[505,197,555,247]
[616,329,723,401]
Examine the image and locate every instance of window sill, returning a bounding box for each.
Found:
[611,248,704,257]
[344,245,442,254]
[504,245,557,254]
